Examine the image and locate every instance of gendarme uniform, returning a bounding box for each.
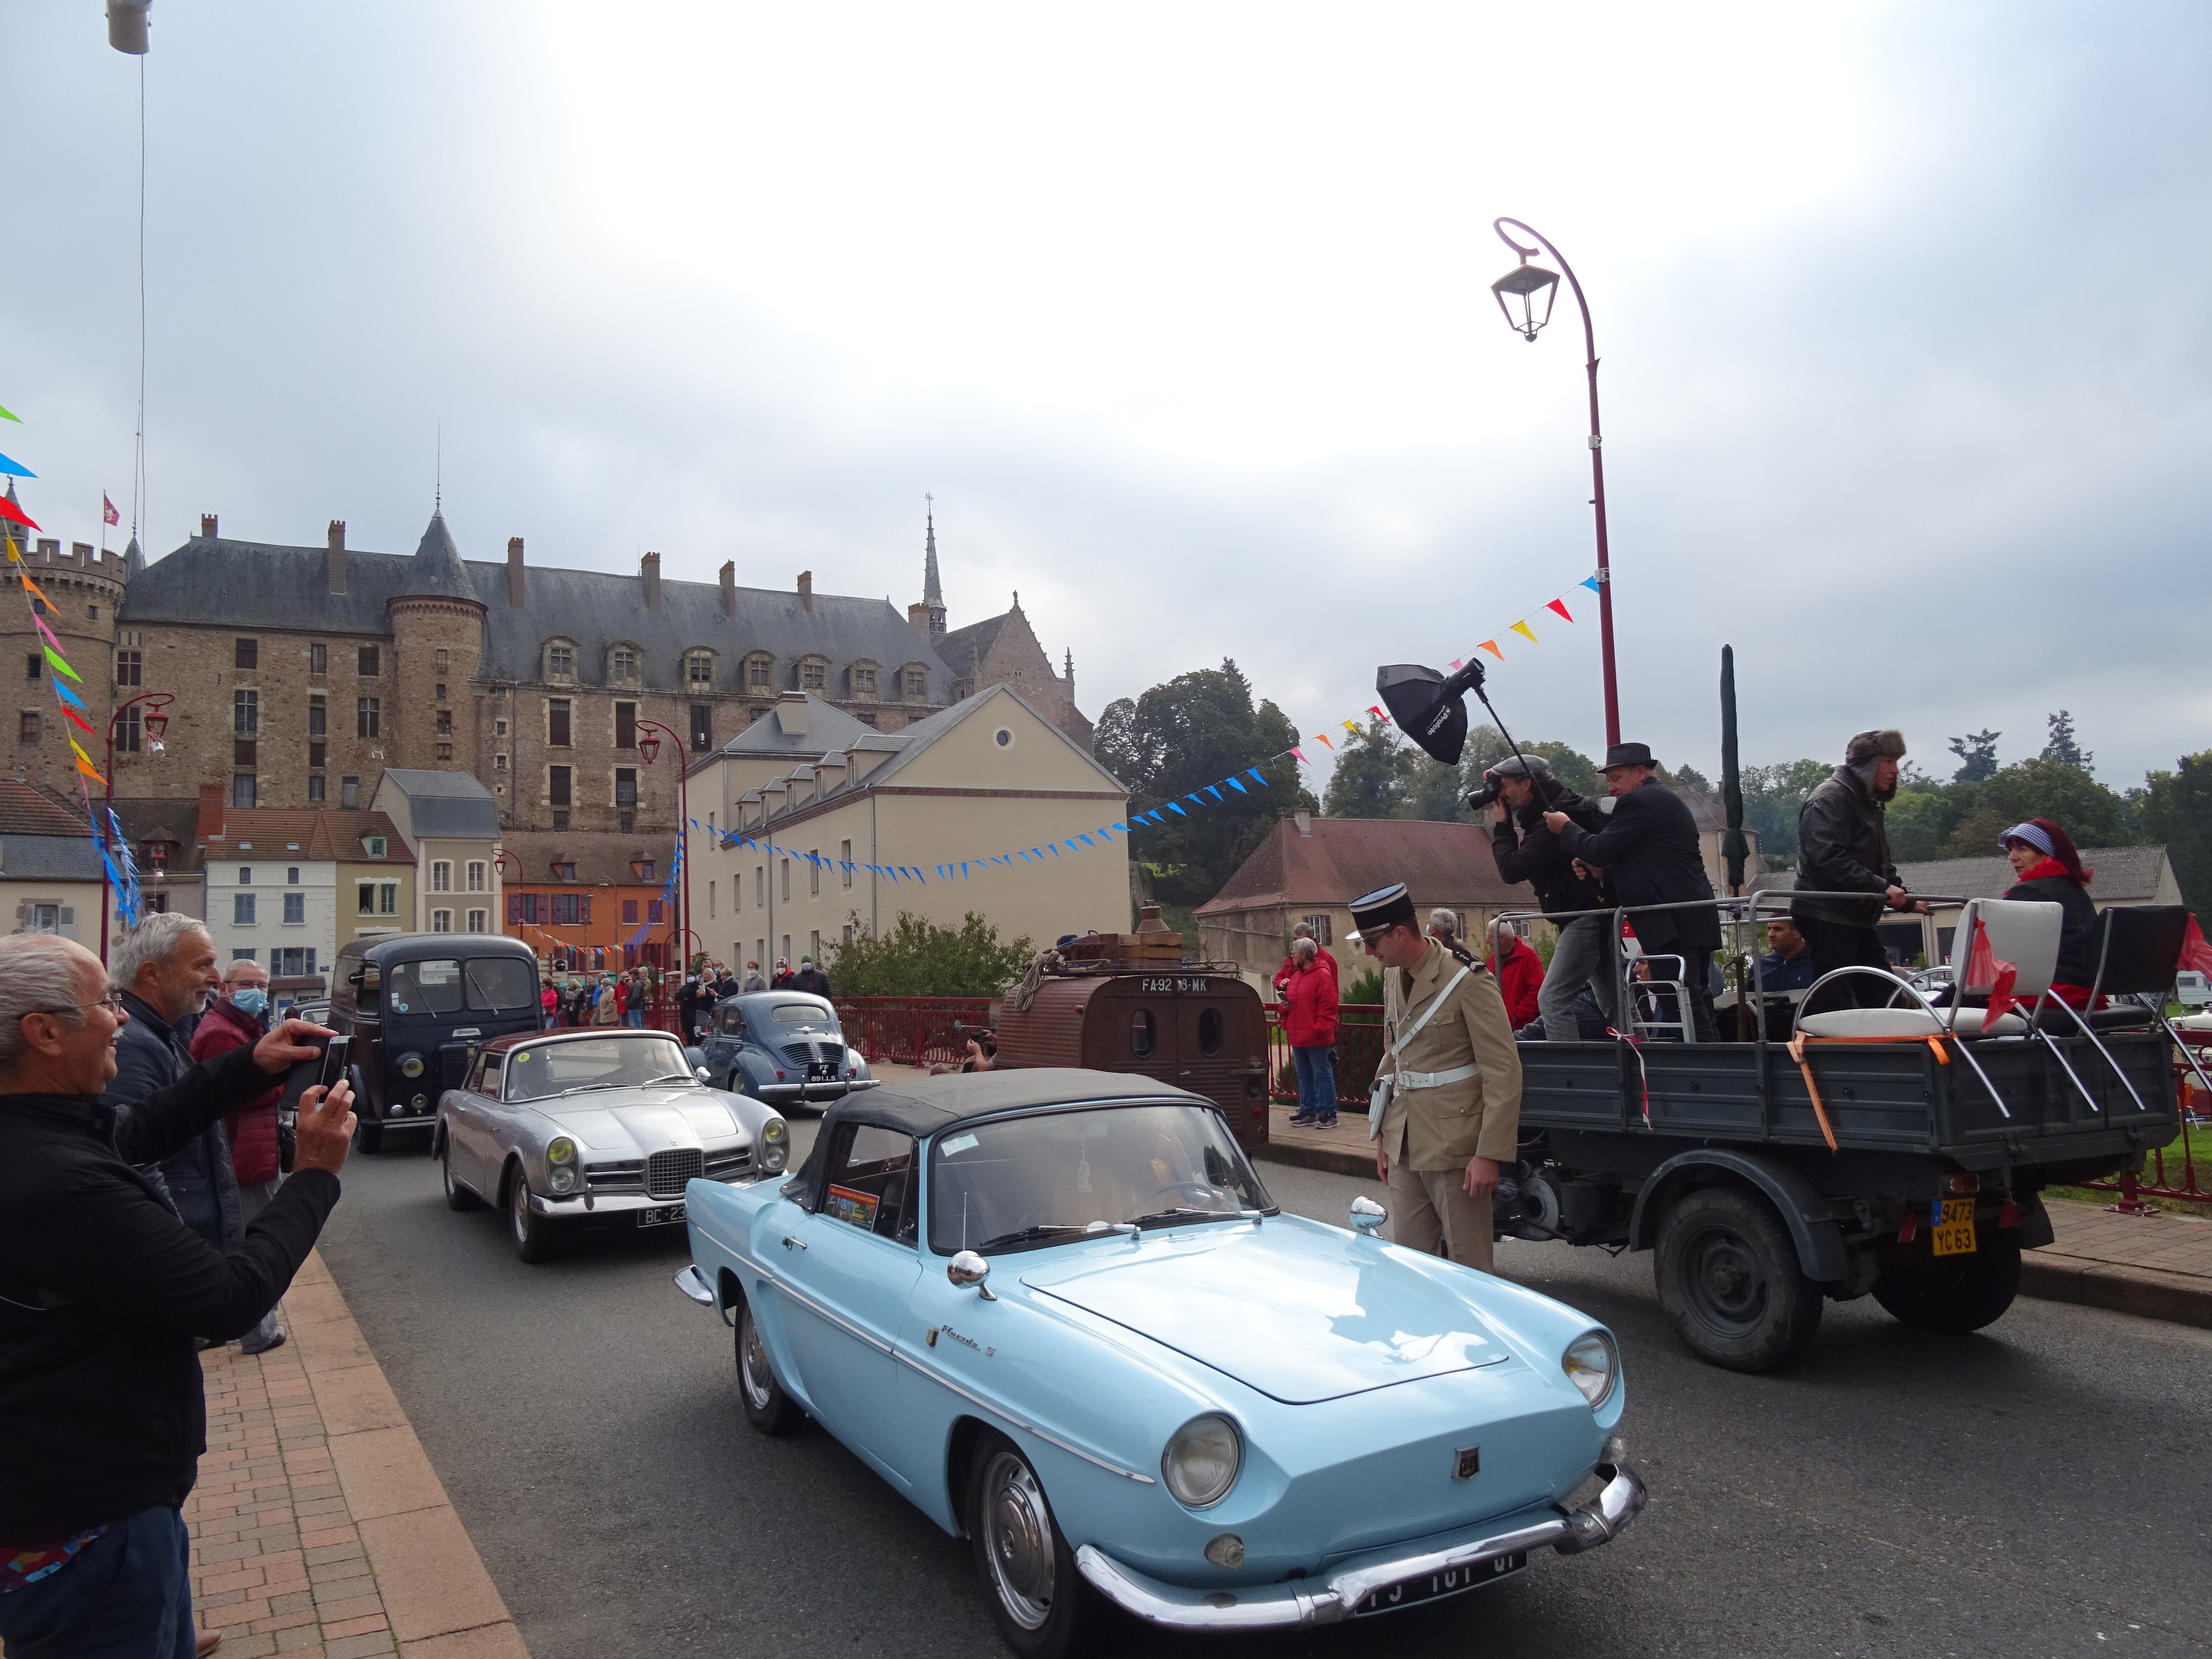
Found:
[1352,883,1523,1273]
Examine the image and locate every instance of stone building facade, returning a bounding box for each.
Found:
[7,502,1092,851]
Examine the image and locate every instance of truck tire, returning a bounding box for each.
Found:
[1655,1186,1823,1373]
[1871,1240,2022,1333]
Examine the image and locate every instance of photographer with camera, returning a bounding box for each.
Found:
[1480,755,1612,1042]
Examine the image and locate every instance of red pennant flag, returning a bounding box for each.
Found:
[2180,914,2212,977]
[1965,919,2020,1031]
[1367,705,1390,725]
[0,496,38,531]
[62,706,96,736]
[1546,597,1574,623]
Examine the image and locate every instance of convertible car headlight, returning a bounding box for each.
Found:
[547,1137,577,1166]
[397,1053,425,1079]
[548,1165,578,1195]
[762,1119,786,1144]
[1563,1331,1618,1410]
[1162,1413,1241,1509]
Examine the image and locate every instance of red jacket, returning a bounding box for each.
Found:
[1279,958,1340,1047]
[1273,946,1339,997]
[190,997,283,1185]
[1488,937,1546,1031]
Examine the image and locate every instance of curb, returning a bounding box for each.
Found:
[285,1251,533,1658]
[1254,1138,1375,1182]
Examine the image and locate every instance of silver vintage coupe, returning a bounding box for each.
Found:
[434,1028,791,1261]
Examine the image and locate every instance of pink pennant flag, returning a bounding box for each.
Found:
[1447,659,1464,671]
[1478,640,1504,660]
[1509,620,1538,643]
[1290,746,1310,765]
[1546,598,1574,623]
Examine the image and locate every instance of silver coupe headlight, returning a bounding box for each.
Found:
[1161,1413,1241,1509]
[548,1165,577,1195]
[1563,1331,1618,1409]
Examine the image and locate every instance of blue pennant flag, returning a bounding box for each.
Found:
[1226,776,1247,794]
[1204,785,1223,803]
[1581,575,1603,594]
[1048,843,1061,857]
[0,452,35,479]
[1245,768,1266,786]
[1167,802,1187,817]
[52,680,85,711]
[960,862,970,878]
[1078,834,1095,848]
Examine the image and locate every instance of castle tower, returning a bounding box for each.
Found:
[2,481,129,792]
[922,500,947,642]
[386,509,486,777]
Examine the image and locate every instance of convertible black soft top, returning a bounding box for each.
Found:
[782,1068,1202,1210]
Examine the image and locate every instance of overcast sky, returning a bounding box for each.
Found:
[6,1,2205,793]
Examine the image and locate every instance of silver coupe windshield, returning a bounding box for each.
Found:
[504,1035,694,1102]
[930,1104,1273,1255]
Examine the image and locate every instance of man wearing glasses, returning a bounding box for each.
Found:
[0,933,355,1658]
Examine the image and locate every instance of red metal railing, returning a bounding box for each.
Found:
[2086,1042,2212,1209]
[1265,1004,1386,1110]
[834,997,993,1068]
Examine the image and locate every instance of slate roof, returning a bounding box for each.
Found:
[935,612,1009,679]
[708,695,876,762]
[109,797,207,875]
[1196,816,1523,916]
[1754,845,2174,904]
[401,511,480,603]
[377,769,501,840]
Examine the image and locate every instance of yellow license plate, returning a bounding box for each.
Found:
[1931,1199,1977,1257]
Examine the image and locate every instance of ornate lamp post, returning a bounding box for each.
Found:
[1489,217,1621,746]
[634,720,689,972]
[98,691,173,964]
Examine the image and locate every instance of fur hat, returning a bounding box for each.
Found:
[1844,728,1906,763]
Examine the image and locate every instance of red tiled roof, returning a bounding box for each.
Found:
[498,830,671,890]
[200,806,414,864]
[0,779,92,837]
[1196,816,1525,915]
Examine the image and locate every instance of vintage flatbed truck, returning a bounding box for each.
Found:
[1490,896,2187,1373]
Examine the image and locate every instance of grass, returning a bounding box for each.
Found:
[2046,1120,2212,1209]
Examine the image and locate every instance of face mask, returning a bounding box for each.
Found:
[232,988,268,1016]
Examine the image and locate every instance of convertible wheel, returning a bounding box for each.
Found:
[734,1300,803,1436]
[353,1116,384,1155]
[1655,1186,1822,1373]
[967,1431,1097,1659]
[1872,1239,2022,1333]
[505,1164,559,1263]
[441,1140,483,1212]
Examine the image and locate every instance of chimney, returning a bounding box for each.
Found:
[196,783,227,846]
[796,571,813,614]
[908,602,931,640]
[199,514,218,539]
[1294,809,1312,837]
[326,520,347,594]
[506,537,526,608]
[719,560,736,618]
[640,551,663,611]
[774,689,810,735]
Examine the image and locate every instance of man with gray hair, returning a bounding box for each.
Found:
[0,933,351,1657]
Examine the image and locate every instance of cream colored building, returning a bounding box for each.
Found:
[0,778,104,948]
[371,769,505,937]
[686,688,1128,969]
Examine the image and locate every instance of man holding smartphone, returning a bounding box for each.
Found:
[0,934,356,1659]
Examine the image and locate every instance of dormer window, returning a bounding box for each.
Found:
[798,655,828,691]
[743,652,774,693]
[902,664,928,700]
[686,650,715,687]
[544,640,577,683]
[363,835,387,859]
[608,645,640,685]
[552,860,577,883]
[850,661,879,699]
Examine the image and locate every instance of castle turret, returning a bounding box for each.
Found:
[387,510,487,775]
[922,501,947,642]
[2,482,129,790]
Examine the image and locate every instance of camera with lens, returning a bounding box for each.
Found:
[1464,773,1504,813]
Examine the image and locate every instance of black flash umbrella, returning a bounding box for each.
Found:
[1720,645,1747,896]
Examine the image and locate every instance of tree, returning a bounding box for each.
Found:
[1669,763,1714,797]
[1098,659,1314,907]
[1320,718,1403,819]
[1948,729,2002,783]
[1738,759,1832,864]
[1937,757,2132,856]
[823,911,1034,997]
[2040,709,2094,774]
[2136,752,2212,916]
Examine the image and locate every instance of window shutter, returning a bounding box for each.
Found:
[59,906,74,926]
[507,893,522,923]
[580,895,592,925]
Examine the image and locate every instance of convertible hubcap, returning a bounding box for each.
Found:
[983,1453,1054,1629]
[740,1318,773,1408]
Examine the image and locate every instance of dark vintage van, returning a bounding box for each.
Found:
[329,933,542,1151]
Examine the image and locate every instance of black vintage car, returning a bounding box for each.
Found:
[329,934,543,1151]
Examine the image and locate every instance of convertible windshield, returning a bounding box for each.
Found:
[930,1104,1273,1255]
[504,1035,694,1102]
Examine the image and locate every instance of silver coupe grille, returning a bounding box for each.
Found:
[646,1148,704,1199]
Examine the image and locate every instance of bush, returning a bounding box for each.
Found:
[823,912,1034,998]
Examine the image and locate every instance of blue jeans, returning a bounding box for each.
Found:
[625,1010,644,1028]
[1292,1045,1337,1119]
[0,1504,196,1658]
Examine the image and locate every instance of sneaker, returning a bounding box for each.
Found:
[240,1330,287,1356]
[1314,1114,1339,1128]
[1285,1110,1319,1128]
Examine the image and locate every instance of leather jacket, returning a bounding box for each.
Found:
[1792,765,1899,927]
[1490,787,1606,919]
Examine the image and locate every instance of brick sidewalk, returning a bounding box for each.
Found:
[181,1252,528,1659]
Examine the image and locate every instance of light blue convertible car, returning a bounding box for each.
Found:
[675,1071,1644,1657]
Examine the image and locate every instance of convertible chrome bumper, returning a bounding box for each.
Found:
[754,1077,880,1104]
[1075,1460,1646,1631]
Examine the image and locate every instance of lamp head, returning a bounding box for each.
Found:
[1490,261,1560,341]
[637,732,662,764]
[1375,660,1486,765]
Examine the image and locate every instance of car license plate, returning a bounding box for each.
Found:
[808,1062,838,1081]
[638,1203,686,1228]
[1352,1551,1526,1616]
[1932,1199,1977,1256]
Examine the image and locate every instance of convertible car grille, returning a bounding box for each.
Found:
[779,1040,845,1070]
[646,1148,704,1199]
[585,1158,644,1194]
[587,1148,749,1195]
[705,1148,752,1180]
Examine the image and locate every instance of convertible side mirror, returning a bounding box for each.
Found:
[695,1067,712,1084]
[1350,1196,1387,1236]
[947,1250,997,1301]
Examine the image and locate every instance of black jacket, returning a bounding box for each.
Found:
[2004,873,2100,988]
[1490,788,1606,919]
[107,991,240,1252]
[0,1045,340,1540]
[1792,766,1899,928]
[793,966,832,999]
[1555,780,1722,953]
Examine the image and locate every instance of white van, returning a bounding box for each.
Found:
[2176,971,2212,1010]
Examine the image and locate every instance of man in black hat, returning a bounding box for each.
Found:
[1483,754,1611,1041]
[1544,742,1723,1042]
[1350,882,1522,1272]
[1792,728,1927,1005]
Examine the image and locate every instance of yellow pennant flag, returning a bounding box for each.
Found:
[1342,720,1360,735]
[1509,620,1539,643]
[3,534,17,563]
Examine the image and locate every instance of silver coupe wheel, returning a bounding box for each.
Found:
[980,1450,1056,1631]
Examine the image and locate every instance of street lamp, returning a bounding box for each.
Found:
[99,691,175,965]
[1489,216,1621,747]
[634,719,688,972]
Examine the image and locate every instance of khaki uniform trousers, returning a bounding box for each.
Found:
[1387,1161,1494,1273]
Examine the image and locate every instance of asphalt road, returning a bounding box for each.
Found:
[317,1129,2212,1659]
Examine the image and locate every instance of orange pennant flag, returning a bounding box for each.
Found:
[1313,732,1335,750]
[1546,598,1574,623]
[1509,620,1538,643]
[18,571,53,608]
[73,754,106,785]
[1478,640,1504,660]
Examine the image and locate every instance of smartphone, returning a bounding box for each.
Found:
[317,1036,352,1094]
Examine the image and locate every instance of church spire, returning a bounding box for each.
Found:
[922,495,947,641]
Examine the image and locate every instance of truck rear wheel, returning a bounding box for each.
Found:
[1871,1240,2022,1333]
[1655,1186,1823,1373]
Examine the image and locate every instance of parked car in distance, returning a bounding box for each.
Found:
[677,1070,1642,1658]
[697,990,877,1111]
[286,998,331,1028]
[2176,971,2211,1010]
[436,1028,789,1261]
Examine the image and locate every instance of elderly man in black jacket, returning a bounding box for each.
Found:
[1545,742,1724,1042]
[0,934,352,1659]
[1486,754,1612,1041]
[1791,728,1928,1005]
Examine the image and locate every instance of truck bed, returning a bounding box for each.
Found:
[1518,1031,2177,1172]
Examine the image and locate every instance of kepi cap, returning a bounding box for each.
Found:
[1348,882,1418,936]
